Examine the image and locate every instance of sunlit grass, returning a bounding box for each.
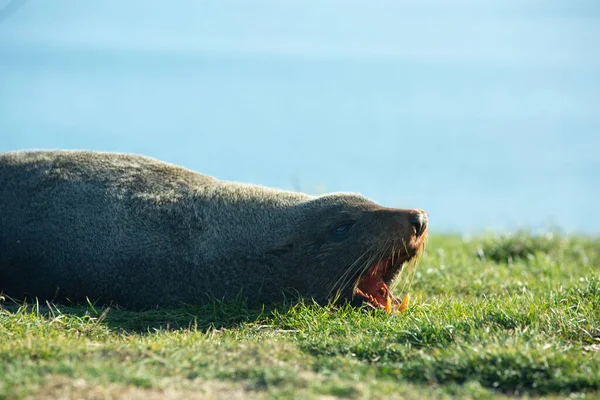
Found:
[1,233,599,399]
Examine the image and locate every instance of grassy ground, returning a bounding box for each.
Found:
[1,232,599,399]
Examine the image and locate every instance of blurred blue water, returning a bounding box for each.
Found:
[1,0,599,233]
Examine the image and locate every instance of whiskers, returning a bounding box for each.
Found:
[325,239,391,302]
[389,236,427,303]
[325,231,427,306]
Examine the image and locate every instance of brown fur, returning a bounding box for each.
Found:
[0,150,427,309]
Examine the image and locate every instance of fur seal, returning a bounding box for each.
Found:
[0,151,428,311]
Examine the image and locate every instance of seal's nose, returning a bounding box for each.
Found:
[410,211,428,237]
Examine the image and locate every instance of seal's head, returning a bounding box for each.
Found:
[268,193,428,312]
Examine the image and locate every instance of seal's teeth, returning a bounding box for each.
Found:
[385,294,392,314]
[398,293,410,313]
[369,294,379,307]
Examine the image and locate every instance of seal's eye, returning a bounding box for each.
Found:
[332,222,353,236]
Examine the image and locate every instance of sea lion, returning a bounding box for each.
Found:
[0,150,428,311]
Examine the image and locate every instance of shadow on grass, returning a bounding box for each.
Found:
[0,294,280,333]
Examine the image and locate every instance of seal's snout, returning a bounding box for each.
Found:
[410,210,428,237]
[349,206,428,313]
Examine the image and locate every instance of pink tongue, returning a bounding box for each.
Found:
[357,260,389,307]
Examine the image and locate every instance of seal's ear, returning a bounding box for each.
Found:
[267,243,294,256]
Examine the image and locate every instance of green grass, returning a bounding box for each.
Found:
[1,232,599,399]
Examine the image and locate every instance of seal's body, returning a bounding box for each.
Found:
[0,151,428,310]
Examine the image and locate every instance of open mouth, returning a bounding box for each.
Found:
[350,212,428,313]
[354,253,412,314]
